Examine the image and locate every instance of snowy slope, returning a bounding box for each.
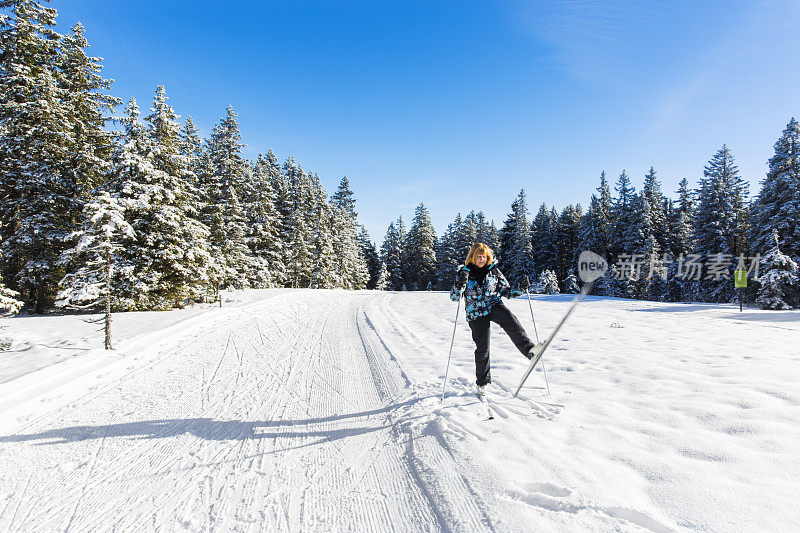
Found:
[0,290,798,531]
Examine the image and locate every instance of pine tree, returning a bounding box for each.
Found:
[56,191,133,347]
[669,178,695,257]
[536,270,560,294]
[455,212,477,264]
[609,170,635,259]
[358,227,382,290]
[331,176,357,217]
[200,106,251,291]
[499,190,534,285]
[693,145,748,302]
[380,218,406,290]
[375,261,389,291]
[475,212,500,257]
[403,203,437,290]
[641,167,669,251]
[556,204,582,283]
[330,176,369,289]
[246,152,285,287]
[312,200,338,289]
[563,273,580,294]
[0,245,22,314]
[0,1,73,312]
[112,97,213,309]
[434,214,461,290]
[58,22,120,191]
[56,191,133,309]
[531,204,558,275]
[756,230,798,309]
[178,116,202,180]
[579,171,612,261]
[751,118,800,261]
[620,192,662,299]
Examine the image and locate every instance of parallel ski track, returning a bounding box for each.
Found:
[0,291,498,532]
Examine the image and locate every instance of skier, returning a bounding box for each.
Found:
[451,243,541,396]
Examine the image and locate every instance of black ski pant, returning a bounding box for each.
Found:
[468,301,535,386]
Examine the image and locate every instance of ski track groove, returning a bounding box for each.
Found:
[0,291,499,532]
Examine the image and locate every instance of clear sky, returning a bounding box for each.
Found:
[55,0,800,243]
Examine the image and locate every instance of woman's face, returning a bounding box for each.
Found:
[475,254,488,267]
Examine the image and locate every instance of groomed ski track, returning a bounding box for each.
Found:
[3,290,791,531]
[0,291,497,532]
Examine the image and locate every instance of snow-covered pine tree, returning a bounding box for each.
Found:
[693,145,748,302]
[750,118,800,262]
[499,190,534,286]
[237,164,270,288]
[556,204,582,284]
[111,96,212,309]
[402,203,437,290]
[563,273,580,294]
[475,212,500,258]
[58,22,120,191]
[433,214,460,290]
[620,192,662,300]
[609,170,635,260]
[0,245,22,314]
[330,176,369,289]
[579,171,613,262]
[475,212,490,246]
[143,86,213,304]
[664,178,696,302]
[246,152,285,287]
[331,176,357,217]
[312,200,338,289]
[642,167,669,252]
[358,226,382,290]
[200,106,251,291]
[281,158,316,287]
[375,261,389,291]
[455,212,477,265]
[178,116,202,182]
[536,270,560,295]
[56,191,133,348]
[669,178,695,257]
[380,218,406,291]
[0,0,73,312]
[756,230,798,310]
[531,203,558,275]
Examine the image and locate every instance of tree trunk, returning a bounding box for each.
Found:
[35,276,45,314]
[104,241,112,350]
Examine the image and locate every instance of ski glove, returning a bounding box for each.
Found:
[455,268,469,290]
[519,276,530,291]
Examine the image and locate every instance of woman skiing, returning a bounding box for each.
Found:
[451,243,540,395]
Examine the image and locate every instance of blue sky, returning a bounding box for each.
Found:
[56,0,800,242]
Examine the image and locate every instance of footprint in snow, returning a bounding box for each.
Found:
[526,482,572,498]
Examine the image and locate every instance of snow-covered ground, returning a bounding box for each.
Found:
[0,289,798,531]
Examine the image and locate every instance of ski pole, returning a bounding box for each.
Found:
[524,277,540,344]
[441,289,464,402]
[525,283,550,397]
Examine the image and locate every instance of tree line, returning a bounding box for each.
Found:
[378,131,800,309]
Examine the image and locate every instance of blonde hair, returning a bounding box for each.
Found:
[465,243,494,266]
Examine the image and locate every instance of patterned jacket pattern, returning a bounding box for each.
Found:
[450,263,522,322]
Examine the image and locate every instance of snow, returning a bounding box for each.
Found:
[0,289,798,531]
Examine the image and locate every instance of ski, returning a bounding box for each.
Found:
[513,251,608,398]
[513,280,593,397]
